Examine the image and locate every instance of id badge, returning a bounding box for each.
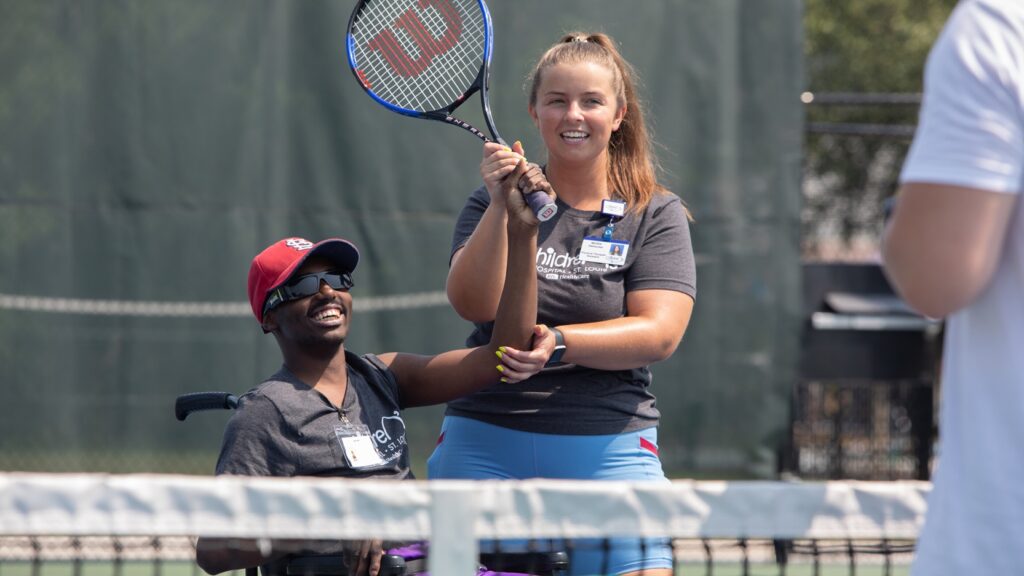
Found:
[578,237,629,266]
[334,423,385,469]
[601,199,626,217]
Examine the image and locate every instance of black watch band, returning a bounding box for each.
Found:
[546,327,567,366]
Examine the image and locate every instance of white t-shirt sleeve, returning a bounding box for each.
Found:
[900,0,1024,195]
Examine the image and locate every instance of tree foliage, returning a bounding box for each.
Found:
[802,0,958,259]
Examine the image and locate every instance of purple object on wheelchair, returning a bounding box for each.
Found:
[384,542,562,575]
[281,542,565,576]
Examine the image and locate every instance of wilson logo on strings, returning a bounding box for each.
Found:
[367,0,463,78]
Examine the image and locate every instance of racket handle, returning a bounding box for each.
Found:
[525,190,557,222]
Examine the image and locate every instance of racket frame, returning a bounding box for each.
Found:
[346,0,503,144]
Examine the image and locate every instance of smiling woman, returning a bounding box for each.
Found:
[529,60,626,178]
[435,32,697,576]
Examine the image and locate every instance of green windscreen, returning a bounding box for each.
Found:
[0,0,802,478]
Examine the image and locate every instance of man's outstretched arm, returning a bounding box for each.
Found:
[384,158,545,407]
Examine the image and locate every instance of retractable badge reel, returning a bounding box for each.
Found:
[601,199,626,239]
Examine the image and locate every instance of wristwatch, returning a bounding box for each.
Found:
[546,327,567,366]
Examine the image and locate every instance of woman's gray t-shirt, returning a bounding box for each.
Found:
[447,188,696,435]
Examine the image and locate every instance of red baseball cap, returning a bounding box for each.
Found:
[247,237,360,323]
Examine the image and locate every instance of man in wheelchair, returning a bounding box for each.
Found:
[196,163,554,576]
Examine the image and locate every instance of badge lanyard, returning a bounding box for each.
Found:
[577,200,629,266]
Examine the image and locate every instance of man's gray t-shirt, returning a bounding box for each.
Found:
[447,188,697,435]
[216,352,412,479]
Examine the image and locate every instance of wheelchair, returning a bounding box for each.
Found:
[176,392,569,576]
[281,546,569,576]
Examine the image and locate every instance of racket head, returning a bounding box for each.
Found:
[346,0,495,123]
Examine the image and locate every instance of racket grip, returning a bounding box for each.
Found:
[525,190,557,222]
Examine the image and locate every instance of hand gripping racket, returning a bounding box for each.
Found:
[346,0,558,221]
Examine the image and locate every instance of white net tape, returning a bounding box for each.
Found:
[0,473,930,540]
[0,474,931,575]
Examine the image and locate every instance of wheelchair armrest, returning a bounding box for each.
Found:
[479,550,569,574]
[174,392,239,421]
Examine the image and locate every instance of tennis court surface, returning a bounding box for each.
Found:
[0,473,928,575]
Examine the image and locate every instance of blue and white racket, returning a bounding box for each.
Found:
[346,0,557,221]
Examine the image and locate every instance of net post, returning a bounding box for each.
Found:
[846,539,854,576]
[599,538,611,575]
[739,538,749,576]
[71,537,82,576]
[150,536,161,576]
[811,539,821,576]
[30,537,41,576]
[883,539,893,576]
[112,537,123,576]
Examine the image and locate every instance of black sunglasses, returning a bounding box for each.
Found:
[263,270,354,317]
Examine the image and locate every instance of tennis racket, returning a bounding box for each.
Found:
[345,0,558,221]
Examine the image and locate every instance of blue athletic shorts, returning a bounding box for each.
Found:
[427,416,672,575]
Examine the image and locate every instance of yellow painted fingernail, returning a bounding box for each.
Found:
[500,377,509,383]
[499,346,507,353]
[514,140,521,148]
[496,365,504,372]
[495,350,503,360]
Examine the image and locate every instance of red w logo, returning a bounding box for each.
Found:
[367,0,464,77]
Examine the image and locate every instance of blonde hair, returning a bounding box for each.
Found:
[527,32,673,213]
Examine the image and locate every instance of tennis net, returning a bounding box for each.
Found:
[0,473,929,576]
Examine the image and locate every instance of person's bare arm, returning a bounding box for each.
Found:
[447,210,509,323]
[883,182,1016,318]
[386,157,543,407]
[447,141,541,322]
[552,289,694,371]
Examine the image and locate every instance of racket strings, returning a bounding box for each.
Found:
[360,2,481,108]
[351,0,487,112]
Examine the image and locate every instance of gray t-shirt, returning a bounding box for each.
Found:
[447,188,697,435]
[215,351,412,479]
